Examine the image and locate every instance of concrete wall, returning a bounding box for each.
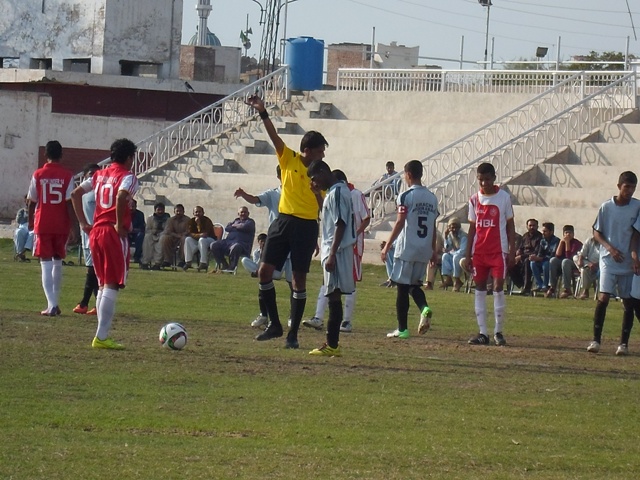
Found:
[0,0,182,79]
[210,46,241,83]
[0,92,173,218]
[102,0,182,78]
[0,91,51,218]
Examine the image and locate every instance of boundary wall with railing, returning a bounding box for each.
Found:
[363,70,637,227]
[336,68,631,94]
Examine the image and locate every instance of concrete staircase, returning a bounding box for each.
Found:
[134,88,638,263]
[136,90,535,238]
[505,111,640,243]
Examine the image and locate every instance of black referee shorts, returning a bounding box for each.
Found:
[263,214,318,273]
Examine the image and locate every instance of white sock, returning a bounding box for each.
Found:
[40,260,54,310]
[51,259,63,308]
[474,290,488,336]
[344,289,357,324]
[315,284,328,320]
[96,288,103,312]
[493,290,506,334]
[96,288,118,340]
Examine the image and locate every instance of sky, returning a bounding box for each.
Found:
[181,0,640,70]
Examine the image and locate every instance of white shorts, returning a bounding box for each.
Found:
[599,264,632,299]
[323,248,355,295]
[353,248,363,282]
[391,259,427,286]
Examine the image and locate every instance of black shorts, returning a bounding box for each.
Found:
[263,214,318,273]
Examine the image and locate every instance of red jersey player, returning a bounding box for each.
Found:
[27,140,75,316]
[461,162,516,346]
[71,138,139,349]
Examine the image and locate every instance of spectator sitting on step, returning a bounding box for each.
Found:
[210,206,256,273]
[183,205,216,271]
[530,222,560,292]
[424,229,444,290]
[508,218,542,296]
[161,204,190,269]
[546,225,583,298]
[372,161,401,199]
[574,234,600,300]
[129,199,146,265]
[14,195,34,262]
[440,217,468,292]
[140,202,170,270]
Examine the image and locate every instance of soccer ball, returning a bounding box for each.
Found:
[159,323,188,350]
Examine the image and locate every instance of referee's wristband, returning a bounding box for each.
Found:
[259,110,269,120]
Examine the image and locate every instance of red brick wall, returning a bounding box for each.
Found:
[327,44,371,87]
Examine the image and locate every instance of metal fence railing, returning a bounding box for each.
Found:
[81,66,290,180]
[336,68,630,94]
[364,71,637,227]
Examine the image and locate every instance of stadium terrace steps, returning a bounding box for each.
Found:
[134,89,640,264]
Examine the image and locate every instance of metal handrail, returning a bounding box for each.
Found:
[365,70,636,227]
[80,66,290,179]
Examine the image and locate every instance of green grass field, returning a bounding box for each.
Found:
[2,238,640,479]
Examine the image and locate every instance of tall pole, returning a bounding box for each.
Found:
[370,26,376,70]
[483,2,491,69]
[281,0,288,62]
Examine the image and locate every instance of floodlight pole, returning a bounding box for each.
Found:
[483,1,491,70]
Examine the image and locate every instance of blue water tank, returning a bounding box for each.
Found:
[285,37,324,91]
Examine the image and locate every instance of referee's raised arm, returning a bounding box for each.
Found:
[246,95,284,157]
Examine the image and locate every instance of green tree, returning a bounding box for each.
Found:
[568,51,634,71]
[502,57,539,70]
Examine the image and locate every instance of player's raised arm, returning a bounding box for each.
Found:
[245,95,284,157]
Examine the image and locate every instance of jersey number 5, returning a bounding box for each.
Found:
[417,216,429,238]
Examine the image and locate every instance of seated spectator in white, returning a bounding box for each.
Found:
[424,230,444,290]
[242,233,267,278]
[141,202,170,270]
[183,206,216,271]
[242,232,288,280]
[161,204,190,268]
[574,235,600,300]
[210,206,256,273]
[547,225,583,298]
[372,161,401,198]
[440,217,468,292]
[14,195,33,262]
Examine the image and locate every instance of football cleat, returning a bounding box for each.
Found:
[309,343,342,357]
[586,341,600,353]
[340,321,352,333]
[494,332,507,346]
[386,328,409,339]
[92,337,125,350]
[251,314,268,328]
[615,344,629,356]
[302,316,324,330]
[468,333,490,345]
[255,323,283,341]
[73,304,88,314]
[418,306,432,334]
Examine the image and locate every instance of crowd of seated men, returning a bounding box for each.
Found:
[425,218,599,299]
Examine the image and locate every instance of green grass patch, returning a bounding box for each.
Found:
[1,238,639,479]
